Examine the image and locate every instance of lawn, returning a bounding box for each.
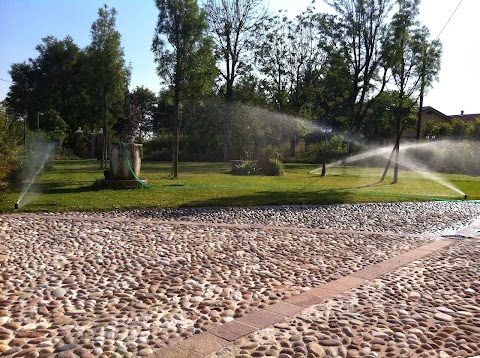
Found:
[1,159,479,213]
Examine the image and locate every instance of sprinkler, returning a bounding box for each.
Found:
[464,194,468,200]
[14,202,19,210]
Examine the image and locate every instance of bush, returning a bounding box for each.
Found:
[232,157,284,176]
[262,158,284,176]
[0,110,24,189]
[233,161,259,176]
[143,132,174,161]
[294,135,349,164]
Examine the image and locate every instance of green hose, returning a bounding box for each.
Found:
[122,142,153,189]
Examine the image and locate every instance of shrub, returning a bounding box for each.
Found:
[0,109,24,189]
[143,132,174,161]
[262,158,284,176]
[233,161,259,176]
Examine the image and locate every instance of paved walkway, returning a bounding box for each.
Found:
[149,237,480,358]
[0,206,479,358]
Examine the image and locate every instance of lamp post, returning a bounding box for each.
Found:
[23,114,27,147]
[320,126,332,176]
[37,111,44,131]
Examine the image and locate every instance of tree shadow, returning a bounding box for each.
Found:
[183,189,354,207]
[27,181,101,195]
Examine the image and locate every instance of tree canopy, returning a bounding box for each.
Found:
[4,0,445,170]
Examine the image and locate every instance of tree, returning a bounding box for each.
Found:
[382,0,441,182]
[152,0,216,178]
[255,10,340,155]
[114,90,142,143]
[87,5,129,169]
[205,0,266,161]
[326,0,393,135]
[6,36,86,132]
[132,86,158,141]
[0,106,24,189]
[363,90,416,142]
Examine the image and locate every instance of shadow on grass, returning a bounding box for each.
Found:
[183,189,354,208]
[141,161,231,175]
[27,181,102,195]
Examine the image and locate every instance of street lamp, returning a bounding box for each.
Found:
[22,113,27,147]
[320,126,332,176]
[37,111,44,131]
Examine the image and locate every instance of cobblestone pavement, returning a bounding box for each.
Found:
[0,202,479,357]
[208,239,480,358]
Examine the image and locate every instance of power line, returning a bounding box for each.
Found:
[0,78,12,83]
[435,0,463,40]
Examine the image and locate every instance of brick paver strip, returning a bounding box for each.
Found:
[264,301,304,317]
[284,291,329,307]
[236,309,286,329]
[178,333,229,355]
[205,321,257,341]
[323,276,366,291]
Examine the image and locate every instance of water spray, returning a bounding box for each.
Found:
[15,139,56,210]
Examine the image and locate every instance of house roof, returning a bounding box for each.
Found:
[421,106,450,120]
[422,106,480,122]
[448,112,480,122]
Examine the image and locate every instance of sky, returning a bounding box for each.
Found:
[0,0,478,116]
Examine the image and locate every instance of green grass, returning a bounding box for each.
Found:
[1,159,479,213]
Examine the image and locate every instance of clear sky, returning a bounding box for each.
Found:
[0,0,478,116]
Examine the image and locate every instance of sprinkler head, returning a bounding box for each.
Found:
[464,194,468,200]
[14,202,19,210]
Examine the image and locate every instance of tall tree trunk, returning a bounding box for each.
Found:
[172,101,181,179]
[416,62,426,140]
[102,92,107,170]
[380,123,404,183]
[223,79,234,162]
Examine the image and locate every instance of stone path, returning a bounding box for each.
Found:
[151,239,480,358]
[0,202,479,357]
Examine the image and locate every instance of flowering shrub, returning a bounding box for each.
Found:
[116,90,141,143]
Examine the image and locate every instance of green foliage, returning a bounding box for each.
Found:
[41,109,67,147]
[143,131,175,161]
[233,161,259,176]
[450,118,472,138]
[0,109,24,189]
[422,118,478,140]
[206,0,266,102]
[295,135,349,164]
[152,0,217,178]
[471,118,480,140]
[6,36,88,132]
[115,90,142,143]
[232,148,284,176]
[381,0,441,152]
[327,0,394,133]
[132,86,158,138]
[152,0,216,100]
[363,91,417,142]
[262,159,285,176]
[406,140,480,176]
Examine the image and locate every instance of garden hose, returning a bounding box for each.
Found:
[122,142,154,189]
